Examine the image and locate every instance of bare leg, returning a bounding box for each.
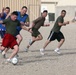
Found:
[33,34,43,41]
[27,34,43,48]
[2,48,10,57]
[43,40,51,49]
[16,34,23,45]
[58,39,65,48]
[2,34,22,56]
[54,39,65,54]
[40,40,51,55]
[8,45,19,59]
[0,45,5,51]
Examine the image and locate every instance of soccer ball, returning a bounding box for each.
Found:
[11,57,18,65]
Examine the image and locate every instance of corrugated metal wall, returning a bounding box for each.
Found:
[0,0,41,22]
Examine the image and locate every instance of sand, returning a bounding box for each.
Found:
[0,22,76,75]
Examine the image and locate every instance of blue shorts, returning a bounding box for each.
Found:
[0,31,6,38]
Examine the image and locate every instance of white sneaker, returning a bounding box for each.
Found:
[24,48,29,52]
[54,48,60,54]
[2,51,6,58]
[40,48,45,55]
[29,39,32,45]
[6,59,12,63]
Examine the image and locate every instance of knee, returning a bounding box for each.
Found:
[18,37,23,41]
[41,37,43,40]
[61,39,65,42]
[0,46,5,50]
[40,36,43,40]
[14,45,19,53]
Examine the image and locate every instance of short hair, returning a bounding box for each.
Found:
[22,6,27,9]
[43,10,48,13]
[5,7,10,10]
[61,10,66,13]
[11,11,18,16]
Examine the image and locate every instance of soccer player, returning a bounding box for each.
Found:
[16,6,29,45]
[1,6,29,57]
[6,6,29,45]
[0,11,30,62]
[25,10,50,52]
[0,7,10,43]
[40,10,69,55]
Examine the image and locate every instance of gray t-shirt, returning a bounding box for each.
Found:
[52,16,64,32]
[33,16,45,30]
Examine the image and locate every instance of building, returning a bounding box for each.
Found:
[56,0,76,21]
[0,0,41,22]
[41,0,59,21]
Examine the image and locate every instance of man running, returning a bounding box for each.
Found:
[40,10,69,55]
[25,10,50,52]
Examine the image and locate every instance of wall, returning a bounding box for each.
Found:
[55,6,76,21]
[0,0,41,22]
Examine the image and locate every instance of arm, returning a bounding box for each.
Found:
[42,23,50,27]
[43,24,50,27]
[5,13,10,19]
[20,22,31,31]
[0,7,5,17]
[21,25,28,31]
[25,16,30,26]
[58,21,69,26]
[57,17,69,26]
[21,25,32,33]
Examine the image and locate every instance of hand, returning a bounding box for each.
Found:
[20,22,25,25]
[65,21,69,24]
[27,27,31,31]
[25,22,29,27]
[29,29,33,33]
[46,24,50,26]
[44,24,50,26]
[27,28,32,33]
[2,7,5,12]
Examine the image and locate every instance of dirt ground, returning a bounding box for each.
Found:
[0,22,76,75]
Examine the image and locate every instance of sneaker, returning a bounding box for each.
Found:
[6,59,12,63]
[29,39,32,45]
[54,48,60,54]
[24,48,29,52]
[40,48,45,55]
[2,51,6,58]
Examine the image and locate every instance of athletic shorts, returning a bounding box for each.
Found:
[32,28,40,37]
[47,31,65,42]
[0,31,6,38]
[2,33,18,49]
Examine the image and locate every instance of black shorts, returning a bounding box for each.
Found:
[47,31,65,42]
[32,28,40,37]
[0,31,6,38]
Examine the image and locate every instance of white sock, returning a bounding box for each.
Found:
[2,51,6,55]
[56,48,60,50]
